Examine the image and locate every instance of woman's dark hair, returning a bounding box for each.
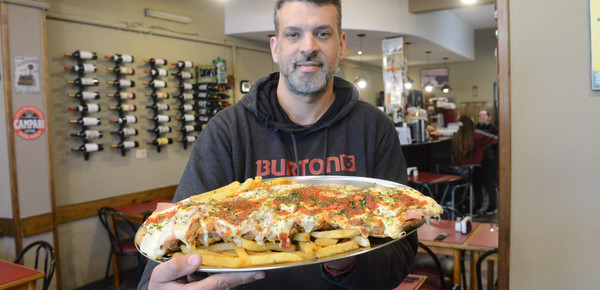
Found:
[452,115,475,164]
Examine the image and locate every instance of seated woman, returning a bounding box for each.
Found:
[451,115,498,216]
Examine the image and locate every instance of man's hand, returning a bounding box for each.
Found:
[149,254,265,289]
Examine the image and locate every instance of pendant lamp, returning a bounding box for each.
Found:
[354,34,368,89]
[423,51,434,92]
[404,42,415,90]
[441,57,452,94]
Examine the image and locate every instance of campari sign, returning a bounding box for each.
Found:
[13,106,46,140]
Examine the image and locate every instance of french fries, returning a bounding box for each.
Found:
[189,176,296,202]
[152,177,392,269]
[171,228,368,268]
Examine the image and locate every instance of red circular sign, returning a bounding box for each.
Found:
[13,106,46,140]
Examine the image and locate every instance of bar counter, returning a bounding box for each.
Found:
[401,137,452,172]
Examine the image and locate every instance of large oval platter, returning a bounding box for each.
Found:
[136,175,426,272]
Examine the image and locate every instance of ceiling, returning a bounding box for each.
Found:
[344,4,497,66]
[231,3,497,67]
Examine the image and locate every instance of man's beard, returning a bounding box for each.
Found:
[279,54,337,96]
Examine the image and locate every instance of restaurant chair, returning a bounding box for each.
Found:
[98,207,145,287]
[440,205,464,221]
[412,242,457,290]
[13,240,55,290]
[476,248,498,290]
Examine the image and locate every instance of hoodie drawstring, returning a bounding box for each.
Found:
[322,128,328,175]
[290,133,300,176]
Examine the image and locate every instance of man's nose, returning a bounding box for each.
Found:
[301,35,319,55]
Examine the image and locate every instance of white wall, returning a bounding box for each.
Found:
[510,0,600,288]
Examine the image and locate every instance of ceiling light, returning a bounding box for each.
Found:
[354,76,368,89]
[404,77,415,90]
[354,34,368,89]
[144,9,192,24]
[461,0,477,4]
[423,50,434,92]
[441,57,452,93]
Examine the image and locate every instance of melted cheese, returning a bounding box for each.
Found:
[139,183,442,259]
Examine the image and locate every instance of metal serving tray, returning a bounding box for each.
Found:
[136,175,424,272]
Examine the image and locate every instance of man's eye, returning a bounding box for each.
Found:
[316,31,331,38]
[286,32,300,38]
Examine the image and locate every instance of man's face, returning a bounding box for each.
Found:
[478,110,489,124]
[270,2,346,96]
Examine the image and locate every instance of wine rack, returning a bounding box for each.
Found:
[64,50,103,161]
[145,58,172,152]
[172,60,197,150]
[106,53,138,156]
[195,59,231,129]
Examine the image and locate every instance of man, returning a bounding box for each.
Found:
[139,1,416,289]
[476,110,499,215]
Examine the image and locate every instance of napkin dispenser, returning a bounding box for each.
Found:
[455,216,472,234]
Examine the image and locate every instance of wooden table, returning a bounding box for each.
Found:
[407,172,463,201]
[393,274,428,290]
[464,223,499,290]
[417,219,480,286]
[113,198,172,224]
[0,260,45,290]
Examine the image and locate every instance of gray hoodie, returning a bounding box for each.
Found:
[139,72,417,290]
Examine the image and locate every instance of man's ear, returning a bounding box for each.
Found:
[339,32,347,60]
[270,36,279,63]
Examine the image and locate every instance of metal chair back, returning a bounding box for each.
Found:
[14,240,55,290]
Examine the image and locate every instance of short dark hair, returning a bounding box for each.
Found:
[273,0,342,36]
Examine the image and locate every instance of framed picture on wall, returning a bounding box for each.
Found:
[420,68,449,88]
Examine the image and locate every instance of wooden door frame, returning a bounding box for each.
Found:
[496,0,511,289]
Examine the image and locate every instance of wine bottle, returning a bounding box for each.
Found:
[146,92,169,99]
[198,108,219,116]
[111,128,138,137]
[109,115,137,125]
[68,91,100,100]
[172,61,193,69]
[148,115,170,123]
[198,115,210,123]
[177,136,197,143]
[108,92,136,100]
[197,100,228,108]
[178,83,194,91]
[175,93,194,101]
[70,130,103,139]
[105,54,134,63]
[68,104,100,113]
[176,125,202,132]
[147,138,173,146]
[173,104,194,112]
[66,78,99,86]
[176,114,195,122]
[146,104,170,111]
[107,66,135,75]
[195,92,230,100]
[196,83,226,92]
[144,69,168,77]
[107,79,135,88]
[174,71,193,79]
[72,143,104,152]
[108,104,136,112]
[69,117,101,126]
[143,80,167,89]
[64,50,97,60]
[148,126,171,134]
[64,63,97,73]
[112,141,139,150]
[144,58,167,66]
